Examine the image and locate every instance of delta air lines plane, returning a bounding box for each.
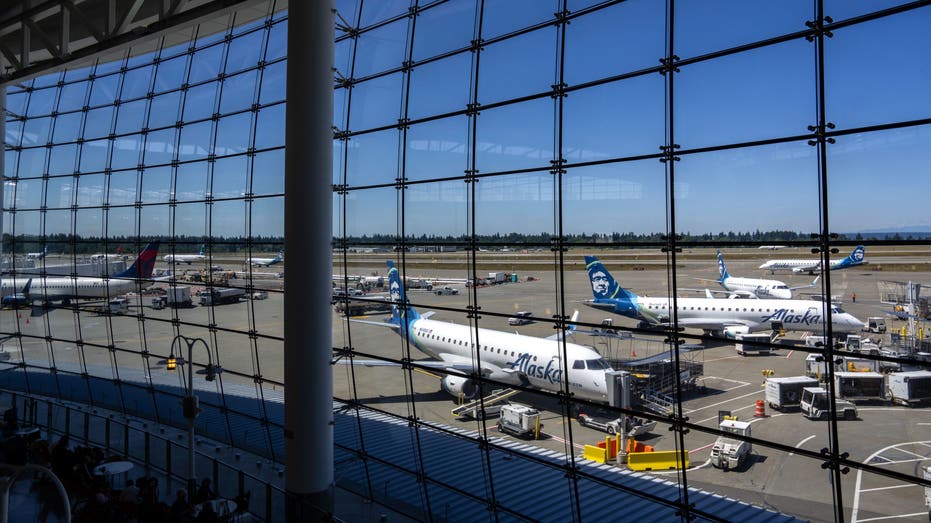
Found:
[353,261,612,402]
[584,255,864,338]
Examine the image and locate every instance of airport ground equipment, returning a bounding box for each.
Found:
[805,353,844,380]
[887,370,931,407]
[576,412,656,436]
[199,287,246,306]
[923,465,931,519]
[765,376,819,410]
[866,317,887,333]
[735,333,776,356]
[800,387,858,420]
[451,388,519,419]
[496,404,541,438]
[108,298,128,314]
[834,371,886,401]
[710,419,752,471]
[433,286,459,295]
[627,450,689,471]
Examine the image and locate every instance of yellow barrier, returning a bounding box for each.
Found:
[583,445,607,464]
[627,450,689,471]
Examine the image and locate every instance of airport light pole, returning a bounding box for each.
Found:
[166,335,220,499]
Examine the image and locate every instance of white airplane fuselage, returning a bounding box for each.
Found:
[164,254,205,265]
[631,296,863,336]
[28,277,142,301]
[721,276,792,299]
[404,317,611,402]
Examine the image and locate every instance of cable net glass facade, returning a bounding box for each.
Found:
[4,0,931,521]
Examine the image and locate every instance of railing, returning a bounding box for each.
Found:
[0,389,286,523]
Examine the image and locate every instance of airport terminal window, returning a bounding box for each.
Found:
[3,1,931,522]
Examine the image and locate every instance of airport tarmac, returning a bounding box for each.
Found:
[1,249,929,521]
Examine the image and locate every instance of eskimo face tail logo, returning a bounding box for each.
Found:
[851,246,864,263]
[717,252,728,279]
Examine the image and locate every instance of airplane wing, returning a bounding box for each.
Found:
[789,275,821,291]
[349,319,400,330]
[790,262,822,274]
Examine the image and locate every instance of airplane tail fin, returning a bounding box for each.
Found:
[848,245,865,264]
[115,242,160,279]
[199,244,206,256]
[386,261,420,329]
[716,250,730,282]
[584,256,637,301]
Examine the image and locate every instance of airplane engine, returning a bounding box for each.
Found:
[722,326,751,339]
[441,375,477,399]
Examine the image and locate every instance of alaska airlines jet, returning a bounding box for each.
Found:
[25,242,160,304]
[702,251,819,299]
[26,247,47,260]
[249,250,283,267]
[759,245,867,275]
[352,261,612,402]
[163,244,206,265]
[584,255,863,339]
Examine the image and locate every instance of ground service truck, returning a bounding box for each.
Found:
[834,372,886,401]
[200,287,246,305]
[887,370,931,407]
[710,419,752,471]
[765,376,819,410]
[800,387,859,420]
[496,404,541,438]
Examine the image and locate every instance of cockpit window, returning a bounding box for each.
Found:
[775,285,788,290]
[832,305,845,314]
[586,359,610,370]
[573,360,585,369]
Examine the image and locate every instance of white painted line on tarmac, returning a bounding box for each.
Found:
[785,350,794,358]
[856,512,929,522]
[851,440,931,523]
[859,484,920,493]
[871,456,929,466]
[683,389,763,415]
[889,447,928,460]
[788,435,816,457]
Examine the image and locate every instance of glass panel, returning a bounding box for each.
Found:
[251,196,283,237]
[120,64,154,100]
[6,90,28,117]
[406,52,471,120]
[111,135,143,170]
[825,8,931,130]
[5,119,23,145]
[178,121,214,161]
[346,72,403,131]
[13,178,43,210]
[226,29,265,74]
[353,19,408,79]
[265,19,287,62]
[405,116,469,183]
[27,87,57,117]
[79,139,110,172]
[108,170,138,205]
[219,69,258,115]
[676,38,815,149]
[481,0,556,40]
[254,104,285,150]
[210,199,248,237]
[478,27,556,104]
[76,173,107,207]
[45,176,75,209]
[115,99,148,135]
[189,43,226,84]
[826,0,915,22]
[183,82,220,122]
[675,0,810,58]
[564,0,665,85]
[258,61,286,105]
[140,166,173,204]
[22,116,52,146]
[563,74,665,162]
[359,0,409,29]
[89,75,121,107]
[251,149,284,196]
[175,161,210,202]
[17,147,47,178]
[52,112,83,143]
[149,91,183,130]
[475,98,553,173]
[212,155,249,199]
[83,106,115,139]
[411,0,475,62]
[48,144,78,175]
[215,113,252,156]
[57,81,89,113]
[143,128,178,166]
[154,54,190,94]
[345,129,399,187]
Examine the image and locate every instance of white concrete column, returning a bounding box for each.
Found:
[284,1,335,520]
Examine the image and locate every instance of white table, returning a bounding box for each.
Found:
[192,498,237,518]
[93,461,134,476]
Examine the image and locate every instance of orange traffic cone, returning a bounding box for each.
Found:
[631,347,636,358]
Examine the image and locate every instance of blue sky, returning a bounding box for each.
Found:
[5,1,930,239]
